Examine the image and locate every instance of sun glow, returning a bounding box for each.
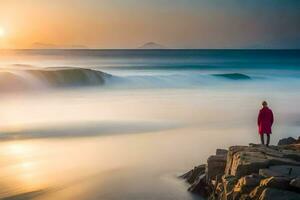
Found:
[0,27,5,37]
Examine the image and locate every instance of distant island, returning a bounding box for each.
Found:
[31,42,88,49]
[138,42,166,49]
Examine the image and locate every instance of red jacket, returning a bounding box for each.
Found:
[257,107,274,135]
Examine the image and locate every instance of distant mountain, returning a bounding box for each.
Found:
[32,42,58,49]
[139,42,166,49]
[31,42,88,49]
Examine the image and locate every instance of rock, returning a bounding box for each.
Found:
[211,182,225,200]
[232,174,262,200]
[278,137,297,146]
[206,154,227,182]
[249,186,267,199]
[267,156,300,166]
[222,175,238,200]
[280,144,300,152]
[280,150,300,162]
[215,181,224,194]
[179,170,193,179]
[225,146,248,175]
[222,175,239,193]
[228,150,269,178]
[183,138,300,200]
[188,174,210,197]
[290,177,300,190]
[233,174,262,194]
[269,165,300,177]
[258,188,300,200]
[260,177,291,190]
[249,143,266,148]
[226,145,300,178]
[239,194,252,200]
[180,164,206,184]
[259,169,285,177]
[216,149,228,156]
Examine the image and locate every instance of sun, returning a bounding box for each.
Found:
[0,27,5,37]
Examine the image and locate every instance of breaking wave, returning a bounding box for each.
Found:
[0,66,255,93]
[0,67,112,92]
[104,73,253,89]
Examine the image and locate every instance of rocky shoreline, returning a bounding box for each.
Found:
[180,137,300,200]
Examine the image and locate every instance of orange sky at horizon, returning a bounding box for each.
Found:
[0,0,300,49]
[1,0,195,49]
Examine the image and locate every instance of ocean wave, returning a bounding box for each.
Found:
[104,73,253,89]
[0,66,256,93]
[212,73,251,80]
[0,67,112,92]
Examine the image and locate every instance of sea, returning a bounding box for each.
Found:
[0,49,300,199]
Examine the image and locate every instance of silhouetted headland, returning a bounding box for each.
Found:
[139,42,166,49]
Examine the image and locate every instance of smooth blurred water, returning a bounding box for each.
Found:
[1,49,300,69]
[0,50,300,199]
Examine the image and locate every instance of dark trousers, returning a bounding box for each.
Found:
[260,134,270,146]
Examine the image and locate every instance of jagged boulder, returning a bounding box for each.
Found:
[260,177,291,190]
[225,145,300,178]
[188,174,210,197]
[180,164,206,184]
[259,165,300,178]
[232,174,262,200]
[269,165,300,177]
[281,144,300,152]
[290,177,300,190]
[228,150,269,177]
[258,188,300,200]
[206,154,227,182]
[209,181,225,200]
[216,149,228,156]
[222,175,239,200]
[267,156,300,166]
[278,137,297,146]
[259,169,285,177]
[225,146,248,175]
[280,150,300,162]
[249,185,267,199]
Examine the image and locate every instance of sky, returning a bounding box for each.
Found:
[0,0,300,49]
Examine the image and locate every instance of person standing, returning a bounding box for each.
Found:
[257,101,274,147]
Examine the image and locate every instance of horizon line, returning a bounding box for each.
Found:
[1,48,300,51]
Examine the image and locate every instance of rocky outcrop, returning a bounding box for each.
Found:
[180,165,206,184]
[206,152,227,182]
[278,137,300,146]
[290,177,300,189]
[180,137,300,200]
[258,188,300,200]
